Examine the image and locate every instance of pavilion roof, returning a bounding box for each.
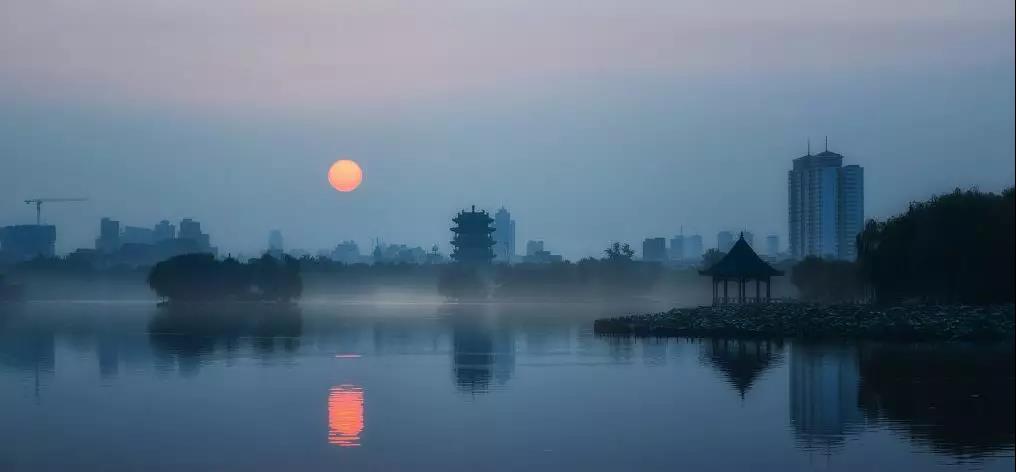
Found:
[699,234,784,278]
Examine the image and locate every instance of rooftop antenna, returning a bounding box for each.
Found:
[825,136,828,152]
[807,138,811,155]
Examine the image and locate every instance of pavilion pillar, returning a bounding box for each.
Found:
[766,277,771,302]
[723,279,728,304]
[755,279,760,303]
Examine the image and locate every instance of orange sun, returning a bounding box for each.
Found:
[328,159,363,192]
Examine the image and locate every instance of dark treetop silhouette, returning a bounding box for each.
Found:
[147,253,302,302]
[857,187,1014,305]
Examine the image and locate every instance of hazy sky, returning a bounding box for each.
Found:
[2,0,1014,258]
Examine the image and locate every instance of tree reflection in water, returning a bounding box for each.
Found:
[858,343,1015,458]
[147,303,302,374]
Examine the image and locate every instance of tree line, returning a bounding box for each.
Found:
[857,187,1013,305]
[790,187,1014,305]
[438,242,665,299]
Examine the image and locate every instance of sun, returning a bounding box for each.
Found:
[328,159,363,192]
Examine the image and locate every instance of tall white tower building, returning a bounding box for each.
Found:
[493,207,516,263]
[788,138,864,260]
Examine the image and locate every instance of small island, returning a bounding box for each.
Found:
[148,253,302,303]
[596,188,1015,342]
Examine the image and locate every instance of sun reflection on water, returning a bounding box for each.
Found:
[328,385,364,447]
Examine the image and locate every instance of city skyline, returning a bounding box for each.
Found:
[2,0,1013,259]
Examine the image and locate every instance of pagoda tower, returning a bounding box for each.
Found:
[450,205,495,264]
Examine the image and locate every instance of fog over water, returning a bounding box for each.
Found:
[1,301,1012,471]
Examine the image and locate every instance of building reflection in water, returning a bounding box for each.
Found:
[147,304,302,374]
[699,338,784,397]
[328,385,365,447]
[788,343,865,452]
[448,308,515,395]
[0,313,55,400]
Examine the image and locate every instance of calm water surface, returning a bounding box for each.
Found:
[1,300,1013,471]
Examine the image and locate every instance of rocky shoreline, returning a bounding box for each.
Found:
[593,303,1015,342]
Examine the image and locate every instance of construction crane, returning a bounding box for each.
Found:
[23,198,88,225]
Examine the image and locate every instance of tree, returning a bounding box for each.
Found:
[604,242,635,262]
[148,253,224,301]
[147,253,303,302]
[856,187,1014,304]
[700,249,726,269]
[790,256,863,302]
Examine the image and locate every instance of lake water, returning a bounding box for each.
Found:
[1,300,1013,471]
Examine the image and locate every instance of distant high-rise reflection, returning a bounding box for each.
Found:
[789,343,865,452]
[328,385,364,447]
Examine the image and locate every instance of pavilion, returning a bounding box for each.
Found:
[699,233,784,305]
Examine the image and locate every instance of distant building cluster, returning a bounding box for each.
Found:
[3,139,864,269]
[83,217,217,267]
[521,239,563,264]
[372,242,444,265]
[0,225,56,263]
[637,229,787,266]
[641,237,667,262]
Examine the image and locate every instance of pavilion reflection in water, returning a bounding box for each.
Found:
[699,338,785,397]
[328,385,364,447]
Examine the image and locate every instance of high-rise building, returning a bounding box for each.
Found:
[525,240,544,257]
[788,139,864,260]
[178,218,213,253]
[121,226,155,245]
[686,235,704,260]
[766,235,780,258]
[642,237,667,262]
[95,217,121,254]
[153,220,175,241]
[492,207,516,263]
[837,165,865,260]
[717,231,734,253]
[268,230,284,255]
[669,235,685,261]
[0,225,56,261]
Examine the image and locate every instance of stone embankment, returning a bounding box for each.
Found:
[593,303,1014,342]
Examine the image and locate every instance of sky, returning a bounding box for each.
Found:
[1,0,1014,259]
